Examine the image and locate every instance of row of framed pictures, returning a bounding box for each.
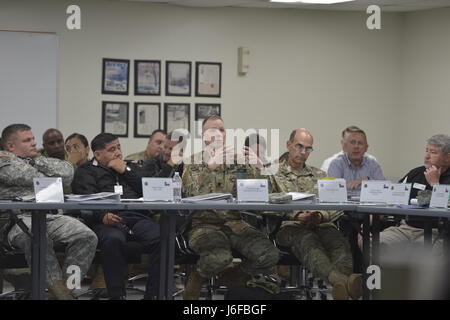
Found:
[102,58,222,97]
[102,101,221,138]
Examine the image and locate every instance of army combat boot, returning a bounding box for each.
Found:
[182,269,206,300]
[347,274,363,300]
[218,265,251,288]
[328,270,349,300]
[48,279,74,300]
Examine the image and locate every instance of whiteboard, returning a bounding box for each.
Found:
[0,31,58,147]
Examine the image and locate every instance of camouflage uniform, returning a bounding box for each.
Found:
[0,151,98,286]
[182,152,280,279]
[269,161,353,280]
[37,148,69,161]
[37,149,72,194]
[124,150,149,162]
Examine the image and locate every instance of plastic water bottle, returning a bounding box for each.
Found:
[172,172,182,202]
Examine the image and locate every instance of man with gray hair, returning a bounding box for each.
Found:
[379,134,450,253]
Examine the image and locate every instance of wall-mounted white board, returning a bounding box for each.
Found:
[0,31,58,147]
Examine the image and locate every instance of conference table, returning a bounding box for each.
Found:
[0,200,449,300]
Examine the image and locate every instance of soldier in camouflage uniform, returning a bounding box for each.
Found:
[269,129,362,300]
[124,129,166,162]
[181,115,280,299]
[37,128,68,161]
[0,124,98,300]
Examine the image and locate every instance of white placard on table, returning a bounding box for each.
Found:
[388,183,412,205]
[430,184,450,208]
[142,178,173,202]
[317,179,347,203]
[360,180,391,203]
[33,177,64,203]
[236,179,269,202]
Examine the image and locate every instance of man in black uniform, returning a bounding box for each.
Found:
[71,133,160,299]
[379,134,450,254]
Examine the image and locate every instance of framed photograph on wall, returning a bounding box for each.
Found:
[134,102,161,138]
[195,62,221,97]
[134,60,161,95]
[166,61,191,96]
[164,103,190,133]
[194,103,221,137]
[102,58,130,95]
[102,101,129,137]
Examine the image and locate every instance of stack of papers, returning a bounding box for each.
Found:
[181,193,233,203]
[287,192,315,201]
[65,192,120,202]
[18,195,36,202]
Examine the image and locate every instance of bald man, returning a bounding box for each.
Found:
[269,129,362,300]
[38,128,67,160]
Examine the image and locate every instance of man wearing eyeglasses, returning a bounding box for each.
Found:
[269,129,362,300]
[327,126,384,197]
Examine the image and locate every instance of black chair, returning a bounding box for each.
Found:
[0,215,32,300]
[0,248,31,300]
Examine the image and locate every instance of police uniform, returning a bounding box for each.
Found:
[182,152,279,279]
[72,158,161,299]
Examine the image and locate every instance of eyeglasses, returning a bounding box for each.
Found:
[293,144,313,152]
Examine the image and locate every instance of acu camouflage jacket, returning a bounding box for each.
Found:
[269,161,343,226]
[0,151,73,200]
[182,152,260,226]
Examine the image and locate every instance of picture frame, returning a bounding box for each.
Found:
[134,102,161,138]
[194,103,221,137]
[102,58,130,95]
[164,103,190,133]
[195,62,221,97]
[101,101,129,137]
[165,61,191,96]
[134,60,161,95]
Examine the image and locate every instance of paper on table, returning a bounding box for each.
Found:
[287,192,315,201]
[121,198,144,202]
[65,192,120,202]
[181,193,232,203]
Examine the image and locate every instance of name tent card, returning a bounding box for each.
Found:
[388,183,412,205]
[236,179,269,203]
[33,177,64,203]
[142,178,173,202]
[430,184,450,208]
[317,179,347,203]
[360,180,391,204]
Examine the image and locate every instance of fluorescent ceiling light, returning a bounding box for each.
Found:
[270,0,355,4]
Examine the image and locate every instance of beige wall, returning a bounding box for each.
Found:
[399,8,450,174]
[0,0,448,178]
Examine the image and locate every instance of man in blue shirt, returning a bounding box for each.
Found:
[327,126,385,197]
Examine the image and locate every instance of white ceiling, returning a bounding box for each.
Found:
[121,0,450,12]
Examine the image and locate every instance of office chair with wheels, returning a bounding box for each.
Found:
[241,210,331,300]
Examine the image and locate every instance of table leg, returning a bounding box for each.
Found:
[371,214,380,300]
[423,219,432,249]
[31,211,46,300]
[362,214,371,300]
[158,210,176,300]
[443,219,450,259]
